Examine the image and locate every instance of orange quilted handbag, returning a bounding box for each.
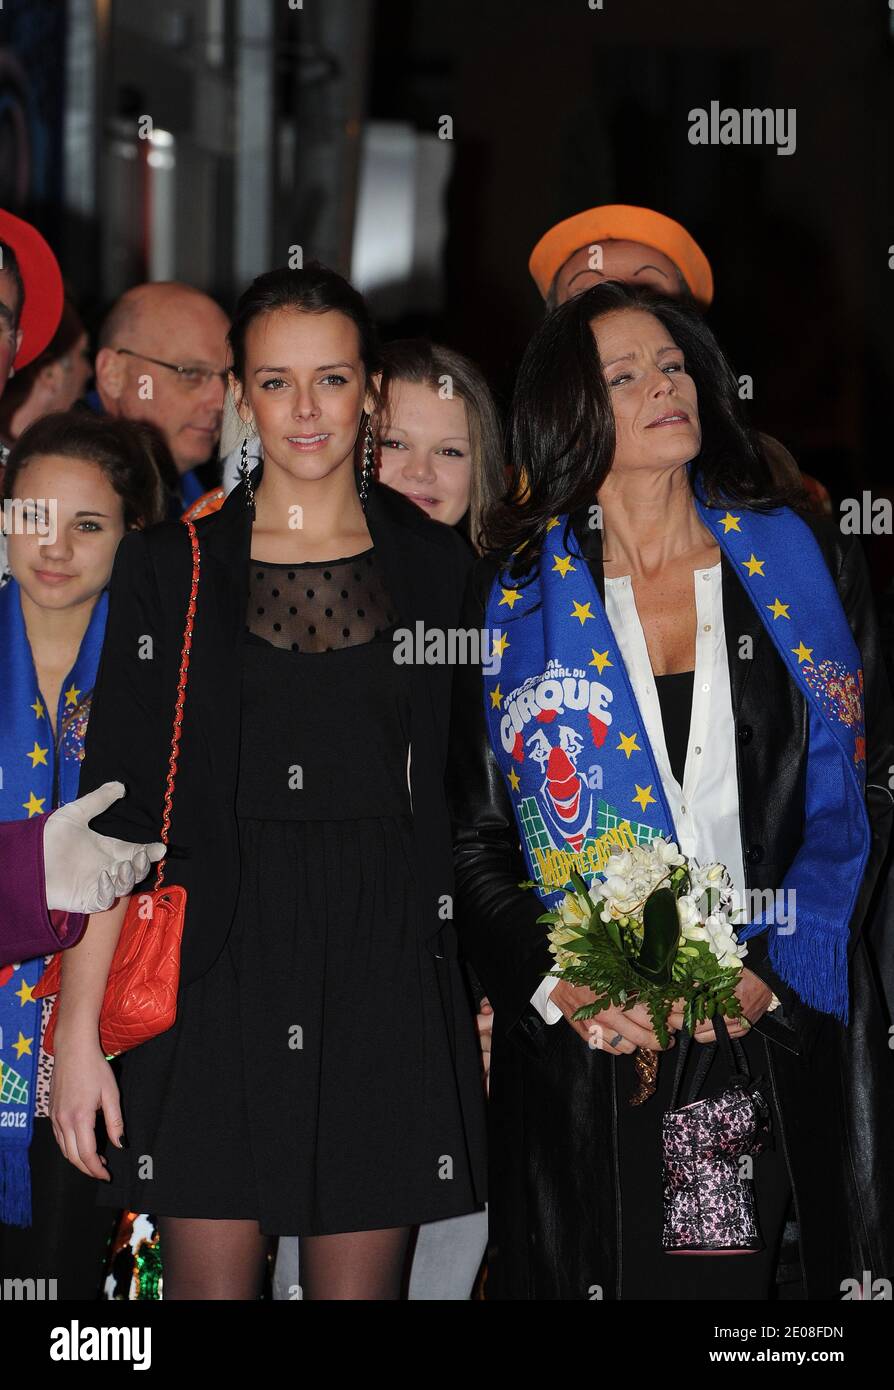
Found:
[36,520,201,1059]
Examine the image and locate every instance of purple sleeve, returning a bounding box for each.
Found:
[0,815,87,967]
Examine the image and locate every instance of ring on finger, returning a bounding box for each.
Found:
[609,1032,624,1048]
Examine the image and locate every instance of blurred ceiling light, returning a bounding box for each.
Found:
[146,126,175,171]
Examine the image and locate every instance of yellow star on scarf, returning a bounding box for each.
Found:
[22,791,45,818]
[741,553,765,577]
[26,741,49,768]
[13,1031,34,1059]
[589,649,612,673]
[632,784,656,812]
[16,979,36,1006]
[492,633,509,656]
[508,768,521,792]
[499,587,521,610]
[552,554,575,577]
[791,641,814,665]
[571,600,594,626]
[720,512,741,533]
[490,684,503,709]
[545,517,560,532]
[31,698,45,719]
[617,731,640,759]
[64,683,81,707]
[767,598,790,620]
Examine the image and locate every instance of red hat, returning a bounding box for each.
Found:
[0,209,65,369]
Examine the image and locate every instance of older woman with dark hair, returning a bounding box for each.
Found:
[448,281,894,1300]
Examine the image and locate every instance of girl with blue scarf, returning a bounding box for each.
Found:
[448,282,894,1300]
[0,410,164,1296]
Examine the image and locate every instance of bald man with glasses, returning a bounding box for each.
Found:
[92,282,230,515]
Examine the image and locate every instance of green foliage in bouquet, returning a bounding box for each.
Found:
[535,869,743,1048]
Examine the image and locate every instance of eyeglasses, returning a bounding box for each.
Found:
[116,347,228,391]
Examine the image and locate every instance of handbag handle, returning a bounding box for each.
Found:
[669,1011,751,1111]
[153,519,201,892]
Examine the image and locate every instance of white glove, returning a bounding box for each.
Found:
[43,781,165,913]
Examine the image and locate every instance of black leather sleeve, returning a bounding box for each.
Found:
[446,558,558,1052]
[834,533,894,942]
[756,530,894,1054]
[749,531,894,1051]
[744,929,802,1048]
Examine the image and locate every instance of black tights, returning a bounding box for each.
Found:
[157,1217,410,1300]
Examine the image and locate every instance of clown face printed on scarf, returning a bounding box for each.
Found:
[525,723,596,853]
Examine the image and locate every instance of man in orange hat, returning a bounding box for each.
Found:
[529,203,714,311]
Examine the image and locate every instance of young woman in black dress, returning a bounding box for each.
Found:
[47,265,487,1299]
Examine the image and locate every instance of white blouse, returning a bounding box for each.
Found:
[531,562,749,1024]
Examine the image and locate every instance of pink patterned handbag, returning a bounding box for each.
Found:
[661,1012,772,1254]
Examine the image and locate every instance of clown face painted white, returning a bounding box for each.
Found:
[526,724,596,851]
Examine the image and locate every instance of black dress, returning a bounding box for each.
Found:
[99,547,481,1236]
[617,671,793,1299]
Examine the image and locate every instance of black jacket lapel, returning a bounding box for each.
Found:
[187,469,254,792]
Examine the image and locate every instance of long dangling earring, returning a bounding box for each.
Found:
[359,418,375,513]
[239,435,256,515]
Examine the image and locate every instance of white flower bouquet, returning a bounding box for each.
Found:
[537,838,748,1049]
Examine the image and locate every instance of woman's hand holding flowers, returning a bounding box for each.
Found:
[551,981,677,1054]
[666,968,773,1043]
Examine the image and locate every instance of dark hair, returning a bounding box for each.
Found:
[0,239,25,329]
[2,411,167,529]
[228,261,382,411]
[485,280,797,570]
[379,337,505,553]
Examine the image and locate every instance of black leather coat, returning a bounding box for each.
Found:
[447,506,894,1300]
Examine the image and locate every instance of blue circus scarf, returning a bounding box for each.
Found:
[0,579,108,1225]
[483,500,869,1023]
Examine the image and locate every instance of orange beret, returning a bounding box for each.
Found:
[528,204,714,308]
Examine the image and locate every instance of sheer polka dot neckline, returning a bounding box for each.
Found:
[252,547,374,570]
[246,549,397,653]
